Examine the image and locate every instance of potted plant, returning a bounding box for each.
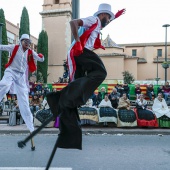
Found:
[162,62,170,69]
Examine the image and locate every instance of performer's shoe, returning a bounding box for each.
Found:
[31,146,35,151]
[46,91,61,118]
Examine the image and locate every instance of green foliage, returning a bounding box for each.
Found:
[19,7,30,38]
[37,30,48,83]
[0,9,8,78]
[122,71,135,84]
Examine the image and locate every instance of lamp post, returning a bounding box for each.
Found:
[162,24,170,83]
[155,56,160,85]
[0,23,4,80]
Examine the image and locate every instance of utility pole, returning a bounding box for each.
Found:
[0,23,4,80]
[162,24,170,82]
[71,0,80,41]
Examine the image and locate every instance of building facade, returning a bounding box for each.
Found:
[5,20,38,50]
[95,35,170,84]
[5,1,170,85]
[40,0,72,83]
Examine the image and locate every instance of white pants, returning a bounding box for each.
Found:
[0,68,34,132]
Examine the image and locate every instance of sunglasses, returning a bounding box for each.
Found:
[23,39,31,45]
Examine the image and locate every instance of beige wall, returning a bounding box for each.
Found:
[102,56,124,80]
[121,43,170,81]
[124,58,138,80]
[41,0,72,83]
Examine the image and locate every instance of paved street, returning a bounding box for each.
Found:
[0,134,170,170]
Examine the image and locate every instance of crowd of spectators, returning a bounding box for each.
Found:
[2,81,170,127]
[134,82,170,102]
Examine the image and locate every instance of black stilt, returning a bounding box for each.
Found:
[45,138,59,170]
[30,133,35,151]
[18,115,54,148]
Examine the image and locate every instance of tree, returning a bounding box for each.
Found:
[37,30,48,83]
[122,71,135,84]
[0,9,8,78]
[19,7,30,38]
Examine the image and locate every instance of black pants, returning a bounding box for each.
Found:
[57,48,107,149]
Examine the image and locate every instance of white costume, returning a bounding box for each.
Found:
[152,98,170,118]
[0,34,44,132]
[98,99,112,108]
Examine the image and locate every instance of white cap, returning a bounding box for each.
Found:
[20,34,30,41]
[94,3,115,20]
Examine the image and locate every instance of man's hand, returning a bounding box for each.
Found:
[38,53,43,58]
[115,9,126,19]
[73,41,83,56]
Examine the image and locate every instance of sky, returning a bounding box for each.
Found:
[0,0,170,44]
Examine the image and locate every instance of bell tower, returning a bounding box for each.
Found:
[40,0,72,83]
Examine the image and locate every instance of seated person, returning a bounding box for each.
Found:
[122,83,130,99]
[157,85,164,98]
[35,81,43,94]
[96,87,107,106]
[29,81,35,96]
[34,97,55,128]
[117,93,137,127]
[117,84,123,97]
[0,95,6,115]
[135,94,158,127]
[43,84,51,98]
[90,92,97,106]
[30,94,41,115]
[98,94,117,127]
[108,88,120,109]
[79,98,98,125]
[163,82,170,101]
[146,84,155,101]
[135,84,141,99]
[9,100,23,126]
[152,93,170,127]
[117,93,130,110]
[52,88,57,92]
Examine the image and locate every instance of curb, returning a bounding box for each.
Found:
[1,128,170,135]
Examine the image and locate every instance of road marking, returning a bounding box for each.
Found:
[0,168,72,170]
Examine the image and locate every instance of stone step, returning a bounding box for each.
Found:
[0,115,9,124]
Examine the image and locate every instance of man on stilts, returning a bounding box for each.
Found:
[0,33,44,150]
[17,3,125,169]
[47,3,125,149]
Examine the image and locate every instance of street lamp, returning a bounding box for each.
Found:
[155,56,160,85]
[0,23,4,80]
[162,24,170,83]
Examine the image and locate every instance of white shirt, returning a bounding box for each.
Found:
[81,16,101,50]
[98,99,113,108]
[152,98,170,118]
[0,44,44,73]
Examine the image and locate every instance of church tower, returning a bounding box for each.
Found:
[40,0,72,83]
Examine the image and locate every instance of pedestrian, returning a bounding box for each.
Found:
[47,3,125,149]
[0,33,44,150]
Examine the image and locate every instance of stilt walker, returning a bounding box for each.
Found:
[18,3,125,169]
[0,34,44,150]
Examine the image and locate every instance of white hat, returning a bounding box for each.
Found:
[94,3,115,20]
[20,34,30,41]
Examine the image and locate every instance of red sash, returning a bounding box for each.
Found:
[5,45,36,72]
[68,19,105,81]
